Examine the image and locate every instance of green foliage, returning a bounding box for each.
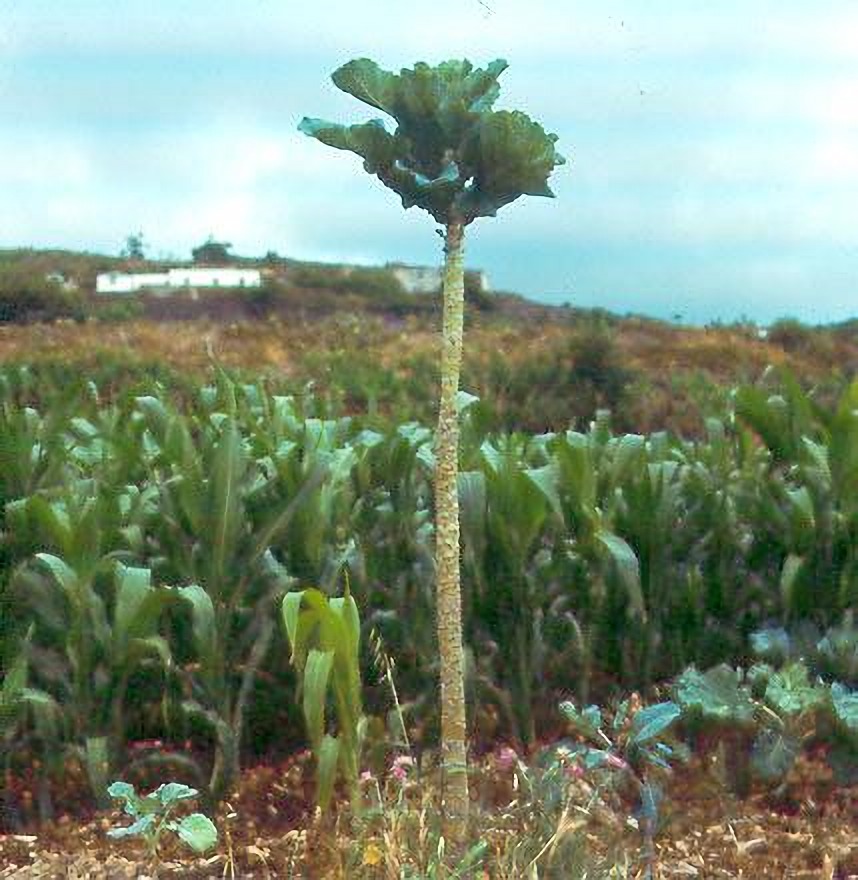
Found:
[90,299,145,322]
[0,627,32,743]
[191,237,233,265]
[121,232,146,261]
[281,584,366,813]
[555,696,683,865]
[106,780,217,859]
[767,318,834,361]
[4,366,858,817]
[137,376,330,803]
[817,617,858,686]
[0,264,85,323]
[466,322,634,433]
[11,546,173,805]
[671,652,858,795]
[288,264,415,310]
[736,373,858,620]
[299,57,564,225]
[672,665,756,728]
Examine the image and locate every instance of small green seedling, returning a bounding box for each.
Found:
[106,781,218,860]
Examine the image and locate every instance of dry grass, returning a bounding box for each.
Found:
[1,313,854,438]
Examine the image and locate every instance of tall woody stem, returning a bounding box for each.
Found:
[434,219,469,844]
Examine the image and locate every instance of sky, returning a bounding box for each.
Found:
[0,1,856,324]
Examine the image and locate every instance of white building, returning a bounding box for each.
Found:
[96,267,262,295]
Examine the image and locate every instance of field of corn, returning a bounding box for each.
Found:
[2,325,858,876]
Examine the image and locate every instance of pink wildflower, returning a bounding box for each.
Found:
[565,762,586,779]
[391,754,414,782]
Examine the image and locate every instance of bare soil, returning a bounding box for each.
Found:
[1,748,857,878]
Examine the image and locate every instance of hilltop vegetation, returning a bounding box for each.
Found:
[1,297,857,438]
[0,246,496,324]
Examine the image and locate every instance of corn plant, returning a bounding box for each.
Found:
[281,583,366,813]
[531,425,646,694]
[136,381,328,804]
[459,434,552,747]
[301,56,565,840]
[0,626,33,755]
[352,424,438,728]
[610,446,701,690]
[11,540,173,807]
[678,417,771,671]
[736,373,858,623]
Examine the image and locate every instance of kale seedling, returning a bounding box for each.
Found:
[558,695,683,868]
[106,781,218,862]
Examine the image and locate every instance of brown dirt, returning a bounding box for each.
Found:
[2,749,857,878]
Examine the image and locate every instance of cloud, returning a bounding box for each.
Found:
[0,0,856,323]
[11,1,858,65]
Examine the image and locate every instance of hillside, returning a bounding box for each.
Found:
[1,247,856,437]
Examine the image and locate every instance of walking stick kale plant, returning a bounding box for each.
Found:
[300,57,565,841]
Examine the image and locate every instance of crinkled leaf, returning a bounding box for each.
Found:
[330,58,399,115]
[155,782,199,806]
[107,780,139,812]
[764,663,825,717]
[298,118,400,172]
[629,702,680,747]
[817,622,858,684]
[746,663,775,699]
[301,57,562,225]
[672,665,756,727]
[750,627,791,664]
[831,683,858,735]
[456,109,565,220]
[107,780,134,796]
[106,814,156,839]
[175,813,218,853]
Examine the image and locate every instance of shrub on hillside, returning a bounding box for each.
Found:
[90,299,145,322]
[465,319,636,432]
[0,265,85,323]
[464,271,495,311]
[768,317,834,360]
